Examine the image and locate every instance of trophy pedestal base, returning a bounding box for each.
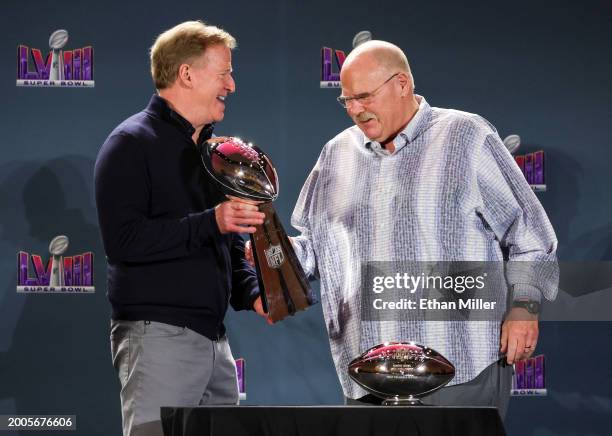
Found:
[251,203,316,323]
[382,397,424,406]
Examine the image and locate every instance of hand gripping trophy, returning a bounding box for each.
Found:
[200,137,317,323]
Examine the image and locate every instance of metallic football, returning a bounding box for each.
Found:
[49,29,69,50]
[348,342,455,405]
[201,136,278,202]
[49,235,69,256]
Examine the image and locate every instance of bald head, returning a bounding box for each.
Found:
[341,40,414,88]
[338,40,419,149]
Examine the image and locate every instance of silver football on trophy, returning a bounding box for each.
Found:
[49,29,69,50]
[348,342,455,405]
[352,30,372,48]
[49,235,69,255]
[200,136,278,202]
[503,134,521,154]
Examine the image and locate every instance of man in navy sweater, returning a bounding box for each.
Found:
[94,21,267,436]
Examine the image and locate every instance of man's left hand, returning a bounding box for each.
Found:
[500,307,538,364]
[253,295,273,325]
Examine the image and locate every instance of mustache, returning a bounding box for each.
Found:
[356,111,378,123]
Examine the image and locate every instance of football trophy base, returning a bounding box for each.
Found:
[251,203,315,323]
[382,397,424,406]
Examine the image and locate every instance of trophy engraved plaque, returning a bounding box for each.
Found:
[348,342,455,405]
[200,136,317,322]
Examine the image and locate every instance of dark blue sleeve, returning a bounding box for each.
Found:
[94,132,221,263]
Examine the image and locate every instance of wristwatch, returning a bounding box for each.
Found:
[512,300,540,314]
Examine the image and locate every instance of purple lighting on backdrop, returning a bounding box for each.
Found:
[321,47,346,82]
[82,252,93,285]
[82,47,93,80]
[73,48,81,81]
[17,45,94,80]
[18,251,93,286]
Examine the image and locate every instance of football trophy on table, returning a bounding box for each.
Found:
[348,342,455,405]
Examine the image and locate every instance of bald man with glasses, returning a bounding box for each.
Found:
[290,40,558,417]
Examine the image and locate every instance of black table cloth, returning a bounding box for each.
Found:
[161,405,506,436]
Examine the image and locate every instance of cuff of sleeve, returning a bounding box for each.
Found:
[246,286,260,311]
[188,208,222,249]
[234,275,260,312]
[512,284,543,302]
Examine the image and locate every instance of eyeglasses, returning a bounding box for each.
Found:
[337,73,399,108]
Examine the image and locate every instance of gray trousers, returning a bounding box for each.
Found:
[110,320,239,436]
[346,358,513,420]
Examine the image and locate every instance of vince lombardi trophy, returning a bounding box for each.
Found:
[49,29,69,81]
[49,235,69,287]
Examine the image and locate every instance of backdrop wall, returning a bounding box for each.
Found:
[1,1,611,434]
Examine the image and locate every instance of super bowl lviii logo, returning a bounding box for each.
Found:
[17,235,94,293]
[320,46,346,88]
[320,30,372,88]
[511,354,547,396]
[17,29,94,88]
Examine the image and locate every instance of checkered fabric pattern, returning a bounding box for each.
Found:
[291,96,558,399]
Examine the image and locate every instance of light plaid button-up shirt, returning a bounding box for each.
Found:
[291,95,558,399]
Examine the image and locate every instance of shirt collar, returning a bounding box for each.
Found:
[362,94,431,156]
[144,94,215,145]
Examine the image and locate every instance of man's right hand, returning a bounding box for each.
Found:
[215,199,265,234]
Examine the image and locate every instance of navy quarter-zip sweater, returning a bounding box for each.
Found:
[94,95,259,340]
